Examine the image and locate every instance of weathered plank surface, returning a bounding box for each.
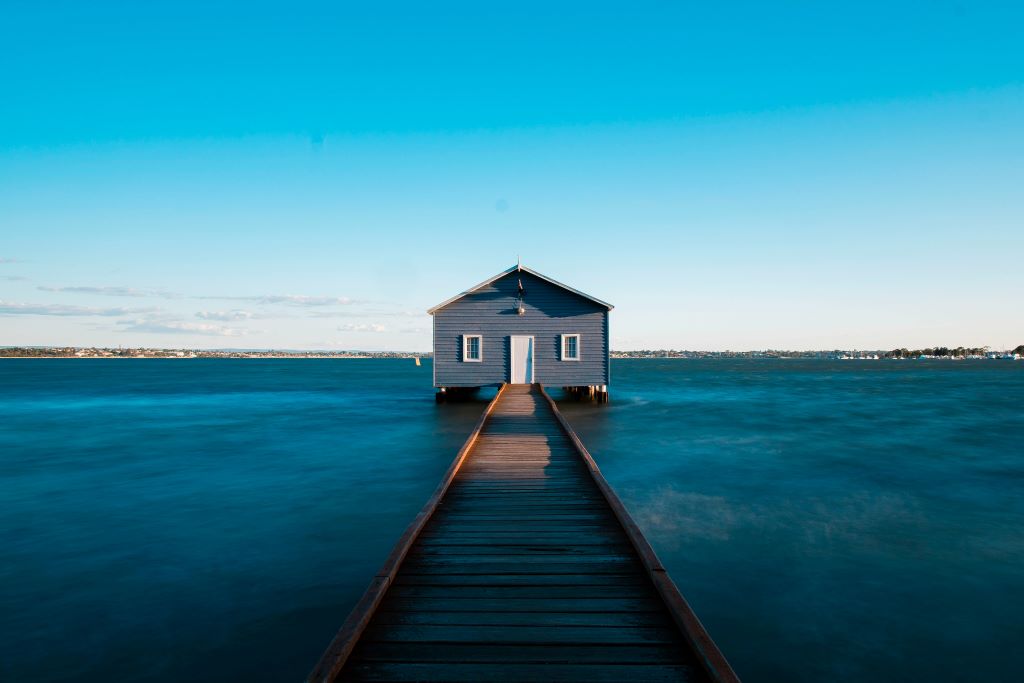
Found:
[311,384,738,683]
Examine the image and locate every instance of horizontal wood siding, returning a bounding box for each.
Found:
[433,271,609,387]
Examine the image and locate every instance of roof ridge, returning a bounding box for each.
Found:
[427,264,614,314]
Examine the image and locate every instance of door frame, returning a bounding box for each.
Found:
[509,335,535,384]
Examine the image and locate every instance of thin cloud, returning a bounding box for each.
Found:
[0,300,159,317]
[263,295,354,306]
[339,323,387,333]
[203,294,356,307]
[0,258,19,264]
[39,285,355,307]
[308,310,373,318]
[2,276,28,281]
[39,285,181,299]
[309,309,425,319]
[196,309,258,322]
[117,317,250,337]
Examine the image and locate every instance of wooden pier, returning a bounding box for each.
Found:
[309,384,738,682]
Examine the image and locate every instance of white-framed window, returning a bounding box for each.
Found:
[561,334,580,361]
[463,334,482,362]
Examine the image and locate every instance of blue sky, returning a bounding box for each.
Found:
[2,1,1022,350]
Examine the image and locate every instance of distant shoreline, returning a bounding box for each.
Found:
[0,347,429,359]
[0,355,389,359]
[1,345,1021,360]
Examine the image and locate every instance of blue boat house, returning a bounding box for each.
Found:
[428,264,613,401]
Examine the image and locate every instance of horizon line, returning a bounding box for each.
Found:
[2,344,1021,354]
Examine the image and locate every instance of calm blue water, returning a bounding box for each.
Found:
[1,359,1022,682]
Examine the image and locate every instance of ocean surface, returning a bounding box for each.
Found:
[1,359,1022,682]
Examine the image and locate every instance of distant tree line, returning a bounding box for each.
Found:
[0,346,82,357]
[885,346,999,358]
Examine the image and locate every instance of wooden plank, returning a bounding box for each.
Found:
[451,481,591,486]
[433,512,614,520]
[343,662,698,682]
[416,534,631,544]
[386,585,658,600]
[439,502,606,510]
[372,610,673,628]
[456,471,581,477]
[392,573,649,587]
[379,597,665,613]
[361,624,682,645]
[422,524,617,531]
[417,540,629,548]
[399,561,638,574]
[455,473,581,479]
[418,530,622,540]
[432,515,615,523]
[435,511,609,517]
[454,476,582,480]
[421,527,620,536]
[403,556,636,569]
[442,496,603,502]
[454,478,583,484]
[438,503,606,512]
[449,487,594,492]
[413,542,631,553]
[461,466,581,471]
[458,470,582,476]
[423,524,614,532]
[442,498,604,504]
[412,544,634,555]
[407,547,632,558]
[461,457,577,461]
[441,498,603,504]
[350,642,686,665]
[443,492,604,499]
[460,459,578,464]
[423,525,629,534]
[436,509,607,516]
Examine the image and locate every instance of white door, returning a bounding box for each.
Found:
[509,336,534,384]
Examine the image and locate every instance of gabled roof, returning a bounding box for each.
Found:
[427,264,614,315]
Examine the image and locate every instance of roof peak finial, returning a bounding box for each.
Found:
[517,254,521,271]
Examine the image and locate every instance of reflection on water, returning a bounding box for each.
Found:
[1,359,1022,682]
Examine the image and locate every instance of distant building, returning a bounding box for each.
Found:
[428,264,612,398]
